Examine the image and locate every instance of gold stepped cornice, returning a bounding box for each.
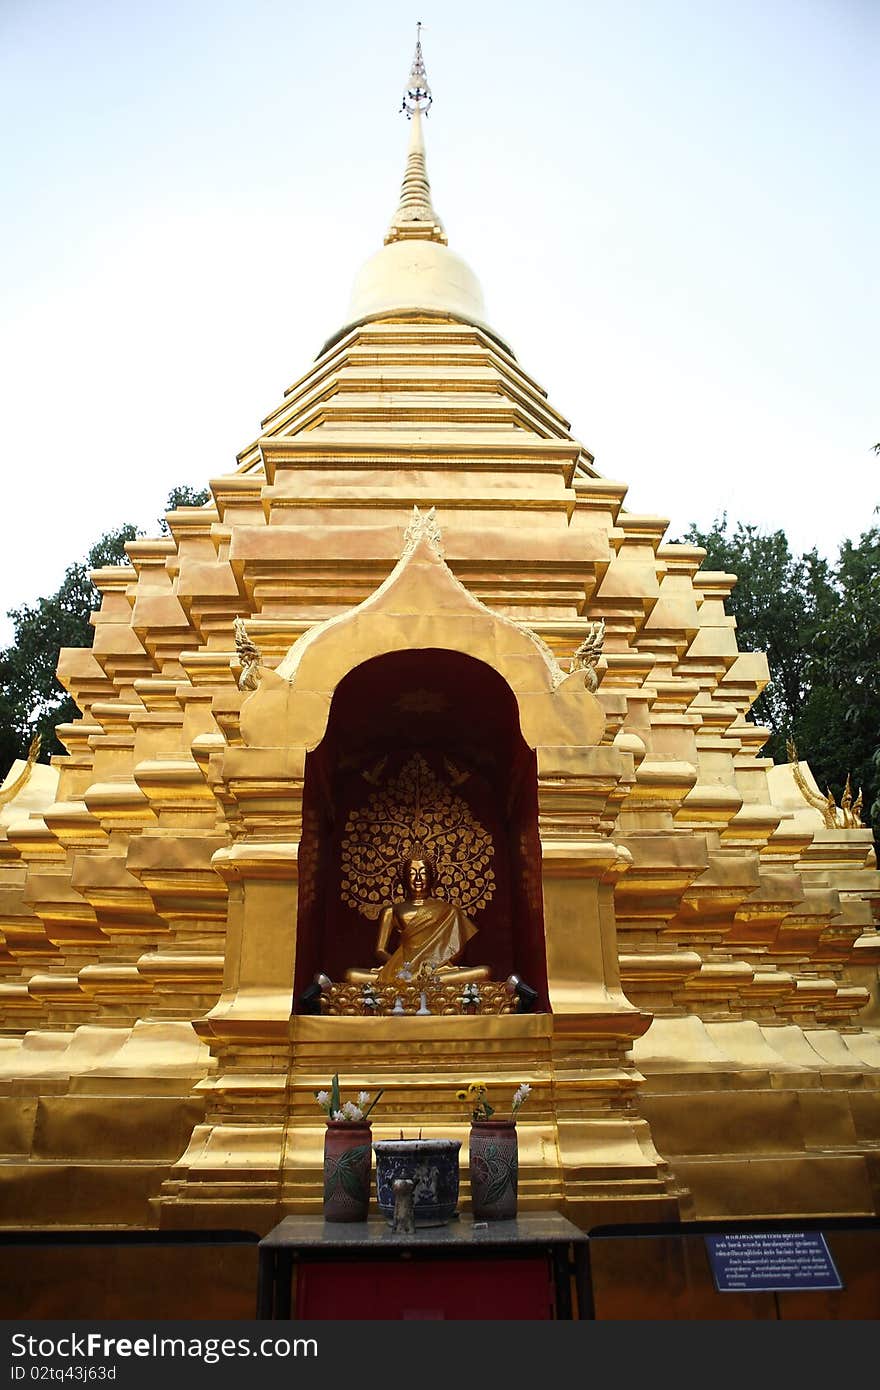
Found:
[70,850,168,938]
[572,476,627,513]
[42,801,108,852]
[264,336,566,424]
[259,492,577,518]
[284,369,543,394]
[229,567,602,622]
[257,375,571,442]
[246,324,564,457]
[53,721,103,761]
[289,401,562,435]
[19,875,104,959]
[295,343,541,385]
[4,820,66,864]
[184,616,644,667]
[231,440,596,494]
[657,543,707,578]
[255,433,584,484]
[55,649,113,720]
[205,474,265,522]
[298,325,529,383]
[89,564,136,597]
[162,506,219,545]
[254,395,569,450]
[692,570,738,602]
[614,514,672,544]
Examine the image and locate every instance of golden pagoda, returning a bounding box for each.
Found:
[0,32,878,1272]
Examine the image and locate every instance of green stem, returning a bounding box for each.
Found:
[361,1088,384,1121]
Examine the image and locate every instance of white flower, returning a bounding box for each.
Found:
[330,1110,345,1122]
[357,1091,371,1107]
[341,1101,364,1122]
[315,1090,331,1110]
[512,1083,532,1111]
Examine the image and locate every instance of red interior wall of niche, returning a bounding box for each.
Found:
[293,649,549,1008]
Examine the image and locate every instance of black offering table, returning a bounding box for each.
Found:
[257,1212,589,1320]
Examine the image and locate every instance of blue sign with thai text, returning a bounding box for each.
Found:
[705,1231,843,1292]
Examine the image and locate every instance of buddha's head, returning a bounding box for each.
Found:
[399,851,436,898]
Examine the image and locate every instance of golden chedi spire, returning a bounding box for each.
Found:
[328,25,505,354]
[385,25,447,245]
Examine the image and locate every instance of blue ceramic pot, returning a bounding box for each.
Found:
[374,1139,461,1227]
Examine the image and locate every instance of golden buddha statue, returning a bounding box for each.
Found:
[346,852,489,986]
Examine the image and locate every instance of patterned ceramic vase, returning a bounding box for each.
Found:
[469,1120,518,1220]
[374,1139,461,1226]
[323,1122,372,1221]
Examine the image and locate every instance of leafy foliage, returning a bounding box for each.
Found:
[0,525,138,774]
[0,486,211,780]
[682,516,880,839]
[158,485,210,534]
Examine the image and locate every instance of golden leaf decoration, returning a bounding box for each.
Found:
[340,753,495,920]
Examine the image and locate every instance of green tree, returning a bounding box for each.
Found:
[812,526,880,828]
[0,485,212,781]
[159,485,210,533]
[0,525,138,775]
[683,516,880,840]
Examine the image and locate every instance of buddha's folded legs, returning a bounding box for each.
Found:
[344,964,490,986]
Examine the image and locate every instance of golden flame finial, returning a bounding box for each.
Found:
[0,732,41,809]
[386,25,447,246]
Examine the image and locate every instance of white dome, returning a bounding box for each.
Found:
[317,100,513,355]
[348,238,486,324]
[319,238,512,354]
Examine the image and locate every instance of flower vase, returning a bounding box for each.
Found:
[323,1122,372,1221]
[469,1120,518,1220]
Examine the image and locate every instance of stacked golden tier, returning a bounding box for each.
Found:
[0,64,878,1248]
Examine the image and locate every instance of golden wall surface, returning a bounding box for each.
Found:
[1,124,878,1240]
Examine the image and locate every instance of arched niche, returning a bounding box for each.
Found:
[240,528,605,758]
[294,648,548,1007]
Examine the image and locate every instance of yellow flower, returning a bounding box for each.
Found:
[466,1081,487,1097]
[455,1090,469,1102]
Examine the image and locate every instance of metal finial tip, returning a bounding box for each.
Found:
[401,22,432,117]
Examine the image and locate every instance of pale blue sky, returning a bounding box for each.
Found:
[1,0,876,645]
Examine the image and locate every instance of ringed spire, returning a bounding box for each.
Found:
[385,24,447,246]
[326,25,509,356]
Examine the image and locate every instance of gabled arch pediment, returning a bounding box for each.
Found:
[240,511,604,751]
